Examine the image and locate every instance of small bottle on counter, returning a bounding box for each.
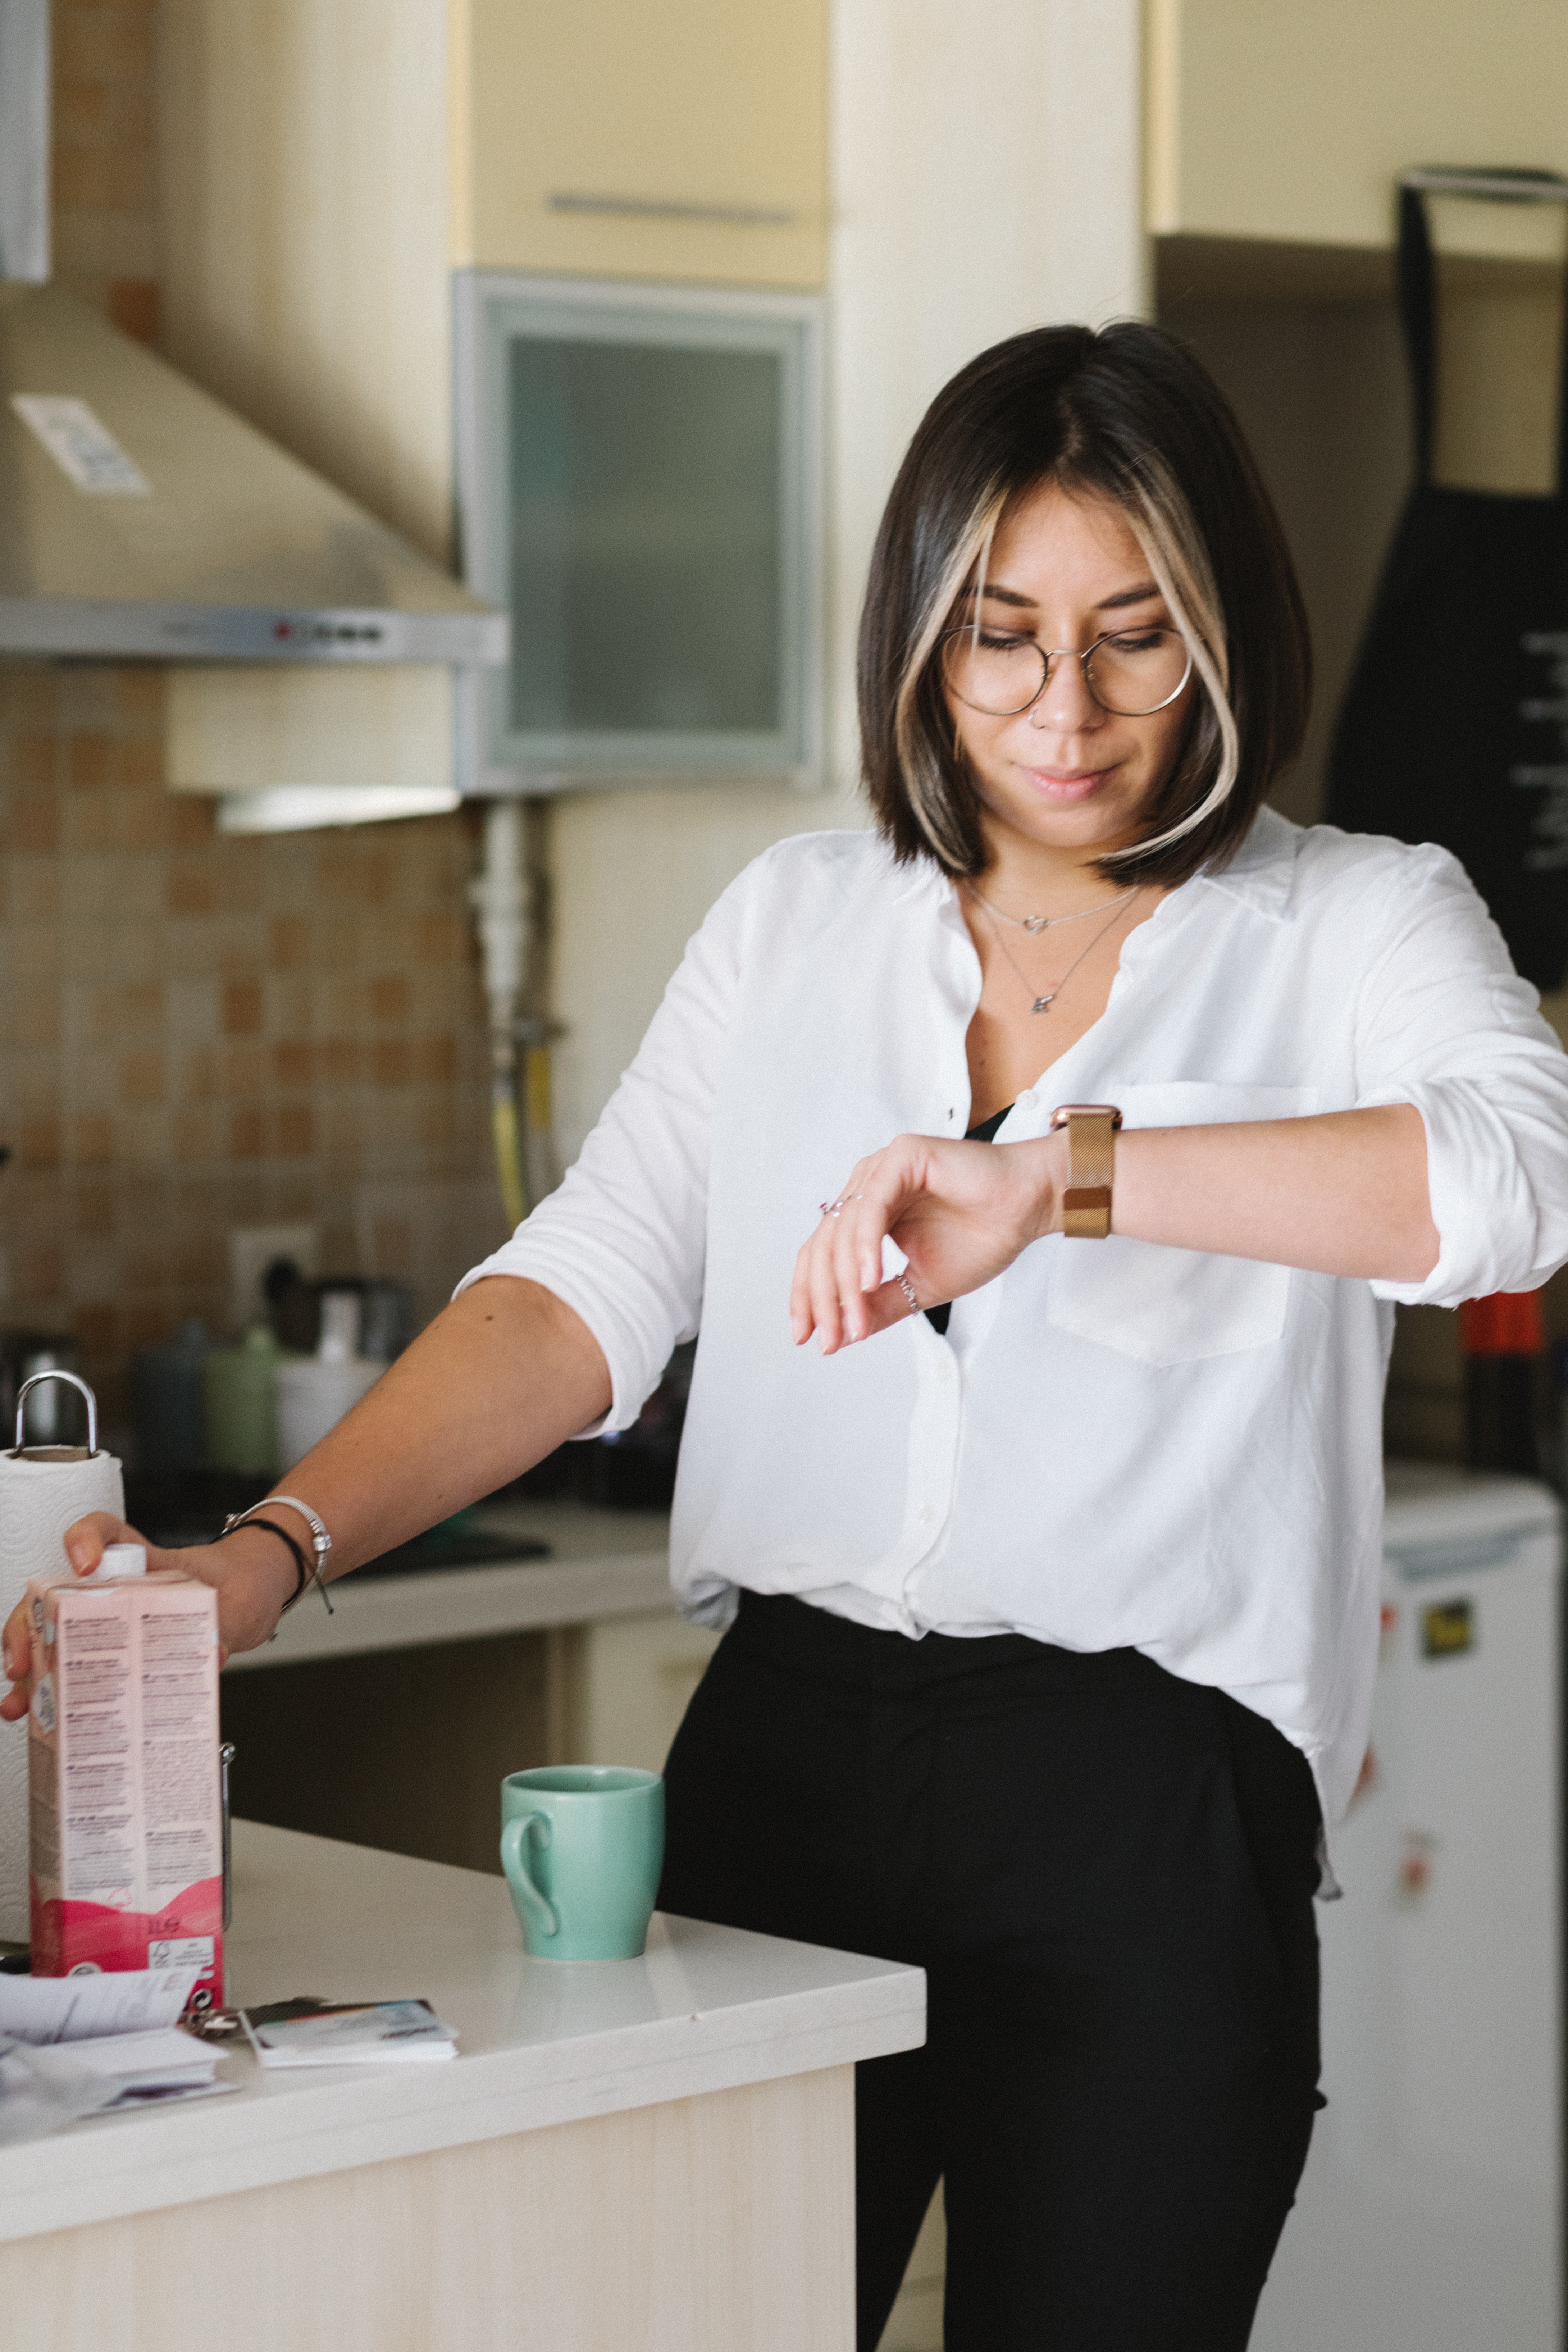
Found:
[203,1326,291,1474]
[131,1319,210,1471]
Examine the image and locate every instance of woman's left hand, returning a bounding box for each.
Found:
[791,1132,1062,1352]
[792,1103,1442,1354]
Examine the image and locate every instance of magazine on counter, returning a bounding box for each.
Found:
[240,1997,458,2066]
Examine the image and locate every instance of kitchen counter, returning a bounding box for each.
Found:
[225,1499,674,1672]
[1,1821,925,2351]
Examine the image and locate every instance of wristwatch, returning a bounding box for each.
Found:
[1048,1104,1123,1239]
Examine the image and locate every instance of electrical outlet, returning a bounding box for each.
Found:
[228,1224,319,1336]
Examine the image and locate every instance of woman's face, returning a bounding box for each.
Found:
[943,480,1195,869]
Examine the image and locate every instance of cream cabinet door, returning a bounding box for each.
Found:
[1148,0,1568,257]
[454,0,829,288]
[563,1607,722,1776]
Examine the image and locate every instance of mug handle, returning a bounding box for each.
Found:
[500,1811,560,1940]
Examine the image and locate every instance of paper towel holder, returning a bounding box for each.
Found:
[11,1369,99,1461]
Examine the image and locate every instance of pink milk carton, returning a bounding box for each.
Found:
[27,1566,223,2010]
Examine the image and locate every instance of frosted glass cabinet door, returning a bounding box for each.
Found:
[510,339,781,738]
[457,275,822,790]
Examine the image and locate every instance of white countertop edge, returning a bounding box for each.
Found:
[0,1982,925,2244]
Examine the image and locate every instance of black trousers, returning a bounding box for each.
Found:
[658,1591,1323,2352]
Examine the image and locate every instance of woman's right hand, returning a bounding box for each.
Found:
[0,1513,301,1723]
[0,1280,617,1728]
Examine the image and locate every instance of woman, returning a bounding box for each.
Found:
[8,323,1568,2348]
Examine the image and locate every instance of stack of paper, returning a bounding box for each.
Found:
[0,1965,232,2144]
[0,1964,200,2046]
[35,2026,225,2107]
[242,1998,458,2066]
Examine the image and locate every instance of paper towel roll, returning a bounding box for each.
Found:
[0,1448,125,1941]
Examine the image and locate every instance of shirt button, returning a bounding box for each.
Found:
[917,1503,937,1527]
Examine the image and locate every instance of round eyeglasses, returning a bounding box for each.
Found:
[939,625,1193,719]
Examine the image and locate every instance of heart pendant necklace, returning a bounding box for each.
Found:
[971,886,1138,1013]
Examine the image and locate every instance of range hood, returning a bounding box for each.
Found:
[0,282,507,668]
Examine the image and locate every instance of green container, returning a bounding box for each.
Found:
[202,1326,294,1473]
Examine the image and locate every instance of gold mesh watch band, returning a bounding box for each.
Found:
[1049,1103,1123,1239]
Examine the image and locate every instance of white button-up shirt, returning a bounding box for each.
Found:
[461,809,1568,1823]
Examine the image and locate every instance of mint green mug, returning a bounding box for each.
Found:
[500,1767,665,1961]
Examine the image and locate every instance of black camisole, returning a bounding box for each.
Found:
[924,1102,1013,1336]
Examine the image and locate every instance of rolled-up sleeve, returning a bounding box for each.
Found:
[455,859,753,1431]
[1351,845,1568,1304]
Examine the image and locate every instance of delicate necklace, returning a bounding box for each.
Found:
[968,881,1139,935]
[971,886,1138,1015]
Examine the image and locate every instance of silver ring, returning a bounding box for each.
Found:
[896,1272,920,1313]
[819,1192,865,1219]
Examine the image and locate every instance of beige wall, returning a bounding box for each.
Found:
[0,3,501,1432]
[14,0,1150,1390]
[154,0,1147,1161]
[554,0,1147,1157]
[42,0,1558,1461]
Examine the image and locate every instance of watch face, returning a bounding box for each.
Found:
[1050,1103,1122,1129]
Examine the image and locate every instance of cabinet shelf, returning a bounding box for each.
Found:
[1156,234,1564,313]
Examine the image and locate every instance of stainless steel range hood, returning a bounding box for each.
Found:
[0,282,507,667]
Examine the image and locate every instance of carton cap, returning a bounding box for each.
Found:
[92,1543,147,1578]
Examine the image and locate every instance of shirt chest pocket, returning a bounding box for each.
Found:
[1042,1082,1317,1368]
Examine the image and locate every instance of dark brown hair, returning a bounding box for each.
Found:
[858,322,1311,886]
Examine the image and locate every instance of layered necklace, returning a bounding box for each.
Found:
[967,882,1138,935]
[967,882,1141,1015]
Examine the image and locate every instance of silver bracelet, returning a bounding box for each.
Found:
[223,1495,335,1616]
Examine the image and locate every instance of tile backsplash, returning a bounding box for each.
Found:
[53,0,160,332]
[0,2,504,1443]
[0,661,503,1433]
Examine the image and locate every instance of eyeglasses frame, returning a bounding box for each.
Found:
[938,625,1195,720]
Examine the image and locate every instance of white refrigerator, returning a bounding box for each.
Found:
[1254,1464,1563,2352]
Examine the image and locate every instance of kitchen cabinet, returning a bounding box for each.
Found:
[1148,0,1568,261]
[220,1600,720,1872]
[160,0,828,558]
[0,1823,924,2352]
[156,0,827,803]
[454,0,829,289]
[216,1501,692,1873]
[560,1606,721,1776]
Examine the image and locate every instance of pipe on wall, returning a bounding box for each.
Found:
[471,800,530,1229]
